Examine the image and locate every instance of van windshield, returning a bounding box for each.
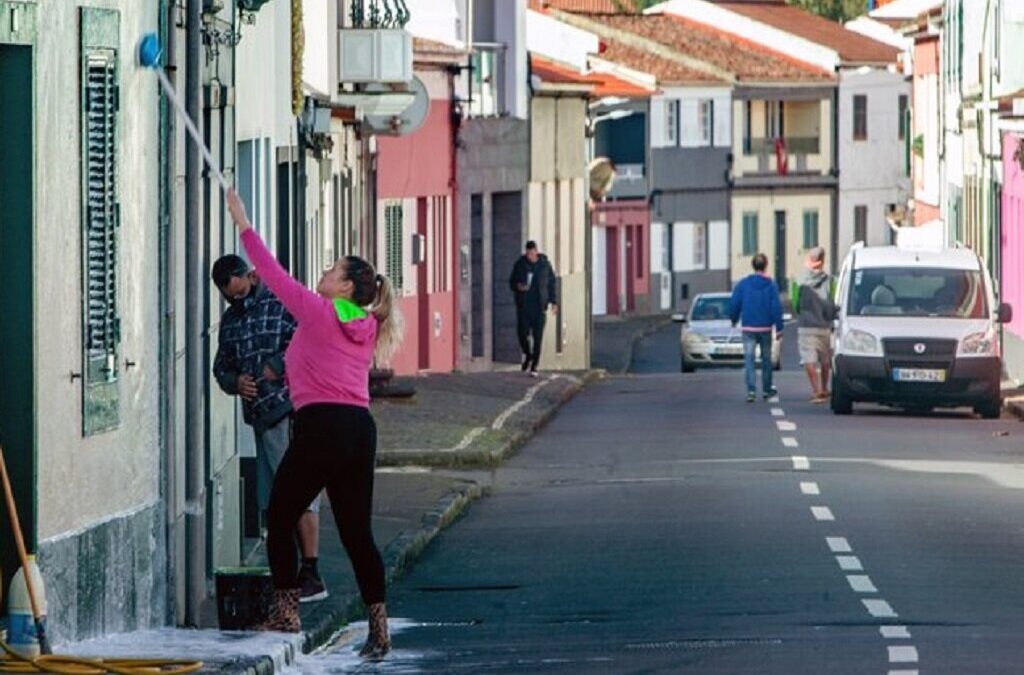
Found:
[848,267,988,319]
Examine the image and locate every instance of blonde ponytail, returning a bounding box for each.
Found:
[371,273,404,364]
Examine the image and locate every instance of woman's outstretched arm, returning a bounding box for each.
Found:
[226,189,323,323]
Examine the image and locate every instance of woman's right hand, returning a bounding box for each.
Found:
[226,189,252,232]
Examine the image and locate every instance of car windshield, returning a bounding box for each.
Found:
[848,267,988,318]
[690,297,732,322]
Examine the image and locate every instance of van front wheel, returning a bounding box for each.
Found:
[831,375,853,415]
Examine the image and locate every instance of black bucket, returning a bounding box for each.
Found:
[214,567,273,630]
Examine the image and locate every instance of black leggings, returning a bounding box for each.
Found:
[266,403,385,605]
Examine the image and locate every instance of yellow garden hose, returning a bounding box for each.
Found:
[0,639,203,675]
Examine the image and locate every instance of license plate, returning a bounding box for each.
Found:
[716,346,743,356]
[893,368,946,383]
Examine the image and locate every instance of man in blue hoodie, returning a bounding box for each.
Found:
[730,253,785,402]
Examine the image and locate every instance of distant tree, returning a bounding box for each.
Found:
[787,0,867,22]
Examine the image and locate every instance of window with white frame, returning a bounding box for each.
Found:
[699,99,713,146]
[693,222,707,268]
[665,99,679,145]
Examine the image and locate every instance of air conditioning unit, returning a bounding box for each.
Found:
[338,29,413,84]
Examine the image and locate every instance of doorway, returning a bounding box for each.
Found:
[417,198,430,371]
[491,191,524,364]
[774,210,787,288]
[0,42,36,594]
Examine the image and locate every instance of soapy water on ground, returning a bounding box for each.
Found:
[56,619,430,674]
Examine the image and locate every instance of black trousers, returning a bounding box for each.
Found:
[266,404,385,605]
[517,308,546,368]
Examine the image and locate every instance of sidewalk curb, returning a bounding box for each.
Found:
[1004,397,1024,420]
[611,315,673,375]
[299,480,484,653]
[376,370,603,468]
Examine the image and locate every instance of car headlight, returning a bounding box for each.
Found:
[684,332,710,346]
[960,328,997,355]
[841,329,880,356]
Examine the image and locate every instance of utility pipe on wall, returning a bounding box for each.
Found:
[184,0,207,627]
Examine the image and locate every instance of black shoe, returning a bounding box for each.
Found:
[298,566,328,603]
[521,355,531,372]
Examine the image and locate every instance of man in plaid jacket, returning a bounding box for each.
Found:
[212,254,327,602]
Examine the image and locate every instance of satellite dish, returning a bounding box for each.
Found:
[588,157,616,201]
[364,75,430,137]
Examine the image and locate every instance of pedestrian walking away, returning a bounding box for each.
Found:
[211,255,328,603]
[226,189,403,659]
[509,241,558,376]
[790,247,837,404]
[730,253,784,402]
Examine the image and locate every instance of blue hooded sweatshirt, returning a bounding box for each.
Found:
[730,274,784,333]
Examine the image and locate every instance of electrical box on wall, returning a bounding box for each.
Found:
[411,233,426,265]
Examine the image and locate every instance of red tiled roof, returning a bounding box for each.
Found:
[713,2,900,64]
[598,38,724,84]
[413,37,465,59]
[531,54,655,97]
[532,0,641,13]
[566,13,833,83]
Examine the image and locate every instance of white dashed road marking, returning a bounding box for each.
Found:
[782,436,799,448]
[880,626,912,639]
[836,555,863,571]
[863,599,898,618]
[887,671,919,675]
[847,575,878,593]
[811,506,835,521]
[791,455,809,469]
[827,537,852,553]
[776,420,797,432]
[800,482,820,495]
[888,646,919,663]
[771,407,785,417]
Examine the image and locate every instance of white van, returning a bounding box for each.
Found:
[831,244,1012,418]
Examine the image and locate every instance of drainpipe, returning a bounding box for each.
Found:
[157,0,178,625]
[184,0,207,627]
[831,83,840,274]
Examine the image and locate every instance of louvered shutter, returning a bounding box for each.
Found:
[385,202,404,291]
[81,8,121,435]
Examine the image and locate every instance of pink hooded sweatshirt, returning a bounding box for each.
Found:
[241,229,378,410]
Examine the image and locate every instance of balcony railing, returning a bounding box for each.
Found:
[348,0,410,29]
[744,136,820,155]
[467,43,507,118]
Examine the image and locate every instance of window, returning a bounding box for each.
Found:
[80,7,121,436]
[898,94,908,141]
[665,99,679,145]
[854,205,868,243]
[802,210,819,249]
[693,222,706,268]
[635,226,644,278]
[699,99,713,146]
[742,212,759,256]
[848,268,986,318]
[384,202,404,290]
[853,95,867,140]
[744,100,753,153]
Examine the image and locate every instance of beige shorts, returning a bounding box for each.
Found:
[798,329,833,366]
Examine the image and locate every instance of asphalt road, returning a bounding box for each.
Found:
[321,323,1024,674]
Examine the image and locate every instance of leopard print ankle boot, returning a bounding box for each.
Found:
[358,602,391,659]
[255,589,301,633]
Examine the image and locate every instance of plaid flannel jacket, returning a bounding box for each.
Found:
[213,280,297,431]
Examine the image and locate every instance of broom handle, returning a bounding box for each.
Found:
[0,445,45,623]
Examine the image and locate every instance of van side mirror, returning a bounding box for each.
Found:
[671,313,687,324]
[998,302,1013,324]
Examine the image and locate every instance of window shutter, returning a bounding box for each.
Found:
[650,97,667,147]
[80,7,121,436]
[714,95,731,147]
[680,98,701,147]
[385,202,404,291]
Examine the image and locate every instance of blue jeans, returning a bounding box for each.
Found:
[743,331,774,395]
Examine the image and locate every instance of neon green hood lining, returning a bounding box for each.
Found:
[333,297,368,323]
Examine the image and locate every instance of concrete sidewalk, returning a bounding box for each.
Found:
[56,368,597,673]
[592,313,672,374]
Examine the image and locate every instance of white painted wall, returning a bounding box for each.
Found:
[837,69,910,258]
[845,17,911,49]
[36,1,161,540]
[404,0,464,45]
[651,88,731,149]
[526,9,598,72]
[709,220,729,270]
[648,0,839,71]
[302,0,336,98]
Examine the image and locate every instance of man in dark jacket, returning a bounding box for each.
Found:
[730,253,785,402]
[509,241,558,377]
[211,254,326,602]
[789,247,837,403]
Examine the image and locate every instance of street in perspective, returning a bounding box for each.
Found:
[4,0,1024,674]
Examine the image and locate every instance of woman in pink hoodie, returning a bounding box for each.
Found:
[227,190,402,658]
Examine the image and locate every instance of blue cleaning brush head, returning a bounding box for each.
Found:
[138,33,162,68]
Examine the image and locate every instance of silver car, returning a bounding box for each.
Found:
[673,293,782,374]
